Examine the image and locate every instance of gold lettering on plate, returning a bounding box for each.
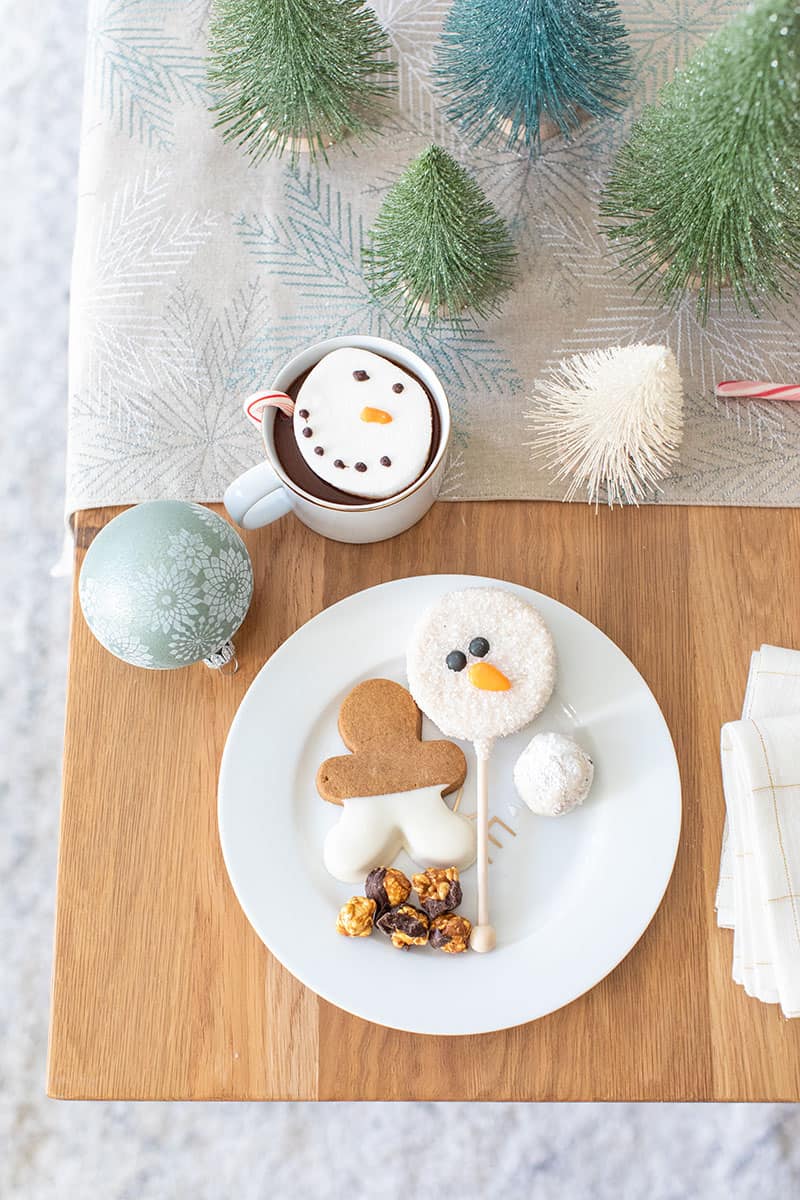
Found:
[489,815,516,846]
[465,813,517,864]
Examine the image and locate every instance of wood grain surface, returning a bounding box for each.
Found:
[48,502,800,1101]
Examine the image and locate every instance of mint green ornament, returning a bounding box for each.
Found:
[79,502,253,670]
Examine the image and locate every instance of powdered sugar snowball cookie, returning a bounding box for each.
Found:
[514,732,594,817]
[406,588,557,748]
[292,347,433,500]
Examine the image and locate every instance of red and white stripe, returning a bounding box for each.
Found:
[716,381,800,402]
[243,390,295,425]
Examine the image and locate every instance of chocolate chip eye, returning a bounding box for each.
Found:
[392,382,404,393]
[353,369,369,381]
[446,650,467,672]
[469,637,490,658]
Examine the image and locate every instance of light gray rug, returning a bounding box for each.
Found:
[2,3,800,1197]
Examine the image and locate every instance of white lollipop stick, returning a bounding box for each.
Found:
[470,738,496,953]
[406,587,558,955]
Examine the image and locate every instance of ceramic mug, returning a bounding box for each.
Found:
[223,335,451,544]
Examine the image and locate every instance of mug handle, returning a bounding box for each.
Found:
[223,461,293,530]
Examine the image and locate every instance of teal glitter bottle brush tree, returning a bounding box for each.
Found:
[601,0,800,321]
[434,0,632,154]
[363,144,517,330]
[207,0,395,164]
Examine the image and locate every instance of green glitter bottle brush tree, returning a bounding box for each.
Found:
[364,144,517,330]
[435,0,632,154]
[207,0,396,164]
[601,0,800,321]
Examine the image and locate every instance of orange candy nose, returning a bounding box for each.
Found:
[468,662,511,691]
[360,406,393,424]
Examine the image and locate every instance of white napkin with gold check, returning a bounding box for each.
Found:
[718,645,800,1017]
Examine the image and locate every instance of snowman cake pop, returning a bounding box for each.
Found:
[292,347,433,500]
[407,588,557,952]
[317,678,476,883]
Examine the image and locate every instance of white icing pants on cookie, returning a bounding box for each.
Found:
[323,784,477,884]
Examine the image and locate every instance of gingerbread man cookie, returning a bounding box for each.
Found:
[317,679,476,883]
[293,348,433,500]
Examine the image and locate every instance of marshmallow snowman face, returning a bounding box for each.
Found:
[407,588,557,744]
[293,347,433,500]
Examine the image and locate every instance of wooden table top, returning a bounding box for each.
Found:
[48,501,800,1101]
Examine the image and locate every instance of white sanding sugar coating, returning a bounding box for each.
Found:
[406,588,557,745]
[514,731,594,817]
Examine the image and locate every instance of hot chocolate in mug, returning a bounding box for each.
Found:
[223,335,451,544]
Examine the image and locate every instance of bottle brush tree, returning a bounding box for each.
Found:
[601,0,800,321]
[434,0,632,153]
[527,344,684,506]
[207,0,395,164]
[363,144,517,329]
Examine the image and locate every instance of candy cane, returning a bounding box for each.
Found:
[716,381,800,402]
[243,390,295,426]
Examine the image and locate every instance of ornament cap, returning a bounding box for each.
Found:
[203,639,239,674]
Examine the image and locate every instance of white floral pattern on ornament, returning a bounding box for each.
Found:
[201,545,253,624]
[79,504,253,671]
[137,561,202,634]
[105,632,156,669]
[166,527,213,574]
[168,615,228,665]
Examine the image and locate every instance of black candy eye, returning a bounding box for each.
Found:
[446,650,467,672]
[469,637,490,658]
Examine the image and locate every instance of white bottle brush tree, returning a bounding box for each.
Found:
[527,345,685,506]
[207,0,396,163]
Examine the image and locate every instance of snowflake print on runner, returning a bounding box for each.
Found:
[87,0,209,153]
[236,169,523,462]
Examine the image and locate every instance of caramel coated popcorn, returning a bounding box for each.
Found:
[412,866,462,918]
[365,866,411,913]
[336,895,377,938]
[376,903,430,950]
[429,913,472,953]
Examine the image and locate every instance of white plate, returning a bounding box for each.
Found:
[218,574,681,1035]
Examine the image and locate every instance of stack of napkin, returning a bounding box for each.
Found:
[717,645,800,1017]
